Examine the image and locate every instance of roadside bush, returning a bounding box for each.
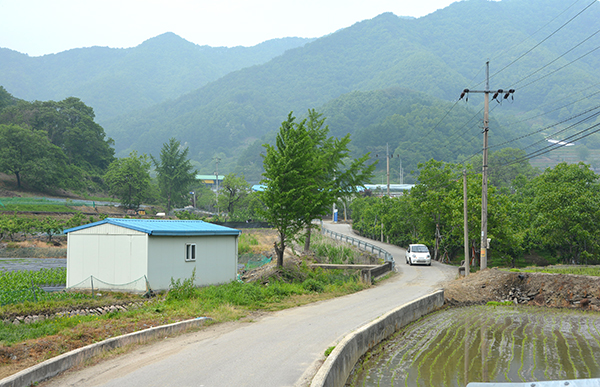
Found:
[302,278,325,293]
[166,268,197,301]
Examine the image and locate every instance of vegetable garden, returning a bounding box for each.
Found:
[0,268,86,306]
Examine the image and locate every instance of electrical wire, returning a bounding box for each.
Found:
[489,103,600,150]
[509,85,600,124]
[487,0,598,83]
[487,0,584,65]
[421,99,461,139]
[516,44,600,90]
[510,27,600,89]
[521,108,600,151]
[499,121,600,168]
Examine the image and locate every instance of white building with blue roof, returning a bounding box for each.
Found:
[64,218,241,291]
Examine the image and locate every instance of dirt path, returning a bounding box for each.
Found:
[40,223,457,387]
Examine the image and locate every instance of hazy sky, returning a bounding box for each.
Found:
[0,0,459,57]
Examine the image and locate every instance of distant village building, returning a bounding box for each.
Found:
[64,218,240,292]
[196,174,225,190]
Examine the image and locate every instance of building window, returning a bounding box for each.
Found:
[185,243,196,262]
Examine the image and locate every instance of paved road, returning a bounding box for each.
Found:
[41,223,456,387]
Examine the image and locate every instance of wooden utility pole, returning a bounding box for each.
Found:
[481,63,490,271]
[386,143,390,196]
[463,169,470,276]
[459,61,514,271]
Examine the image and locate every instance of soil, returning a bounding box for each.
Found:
[443,267,600,310]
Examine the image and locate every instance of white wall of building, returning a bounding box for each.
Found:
[67,224,149,291]
[67,223,239,291]
[147,235,238,290]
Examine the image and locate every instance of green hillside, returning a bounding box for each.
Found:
[0,34,311,122]
[236,88,528,182]
[2,0,599,183]
[102,0,600,175]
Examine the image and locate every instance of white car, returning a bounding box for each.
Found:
[406,244,431,266]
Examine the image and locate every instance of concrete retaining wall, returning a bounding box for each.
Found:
[309,290,445,387]
[0,317,211,387]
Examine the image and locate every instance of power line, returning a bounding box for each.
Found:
[487,0,598,83]
[490,103,600,150]
[516,44,600,90]
[421,99,461,139]
[521,109,600,151]
[487,0,584,65]
[510,27,600,89]
[499,121,600,167]
[509,85,600,125]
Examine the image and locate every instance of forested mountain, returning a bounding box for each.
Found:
[101,0,600,176]
[0,34,311,121]
[236,88,520,182]
[2,0,599,183]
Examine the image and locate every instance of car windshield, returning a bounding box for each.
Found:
[413,245,429,253]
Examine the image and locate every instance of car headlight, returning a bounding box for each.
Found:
[427,254,430,259]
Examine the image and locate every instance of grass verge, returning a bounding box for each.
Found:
[507,265,600,277]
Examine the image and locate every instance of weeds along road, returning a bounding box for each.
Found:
[41,222,456,387]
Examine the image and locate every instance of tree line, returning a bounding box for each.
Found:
[351,148,600,266]
[0,212,97,242]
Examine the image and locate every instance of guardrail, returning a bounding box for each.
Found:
[321,226,395,269]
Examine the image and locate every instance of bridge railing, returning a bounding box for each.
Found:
[321,226,395,269]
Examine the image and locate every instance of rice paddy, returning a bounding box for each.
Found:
[348,305,600,387]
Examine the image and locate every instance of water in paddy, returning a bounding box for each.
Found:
[347,305,600,387]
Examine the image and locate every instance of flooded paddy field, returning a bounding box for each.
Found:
[347,305,600,387]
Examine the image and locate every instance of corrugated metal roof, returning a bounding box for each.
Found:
[64,218,241,236]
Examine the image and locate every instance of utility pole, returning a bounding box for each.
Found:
[386,143,390,196]
[399,159,403,185]
[459,61,514,271]
[463,169,470,276]
[214,157,221,214]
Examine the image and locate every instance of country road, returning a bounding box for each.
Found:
[41,222,457,387]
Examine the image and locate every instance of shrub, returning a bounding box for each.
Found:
[302,278,325,293]
[167,268,197,301]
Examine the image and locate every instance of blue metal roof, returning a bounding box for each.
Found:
[64,218,241,236]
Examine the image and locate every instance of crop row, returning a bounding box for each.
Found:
[0,268,66,290]
[0,212,106,242]
[0,268,74,306]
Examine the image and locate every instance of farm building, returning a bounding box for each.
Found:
[64,218,241,292]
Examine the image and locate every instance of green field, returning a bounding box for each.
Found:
[0,268,86,306]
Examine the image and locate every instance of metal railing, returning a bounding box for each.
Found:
[322,226,395,269]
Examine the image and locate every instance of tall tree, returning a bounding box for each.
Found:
[301,109,375,251]
[218,173,250,218]
[525,162,600,263]
[0,124,68,190]
[260,110,373,267]
[152,138,197,212]
[0,97,115,173]
[104,151,152,209]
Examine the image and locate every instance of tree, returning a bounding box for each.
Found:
[260,111,374,267]
[0,97,115,173]
[525,162,600,263]
[152,138,197,212]
[300,110,374,251]
[0,124,69,190]
[218,173,250,218]
[104,151,152,209]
